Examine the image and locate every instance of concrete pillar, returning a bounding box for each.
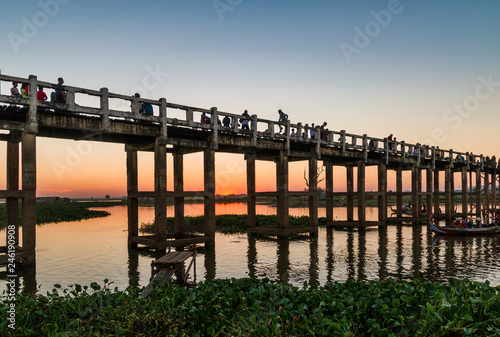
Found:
[426,168,433,216]
[378,163,387,222]
[433,170,440,215]
[357,161,366,224]
[444,166,452,220]
[276,151,289,229]
[173,150,185,235]
[21,133,36,264]
[411,166,421,219]
[396,168,403,217]
[308,156,318,229]
[246,153,256,229]
[346,166,354,222]
[126,150,138,247]
[154,139,167,244]
[461,167,468,217]
[484,169,490,222]
[6,139,19,246]
[490,171,498,213]
[325,161,334,223]
[204,148,216,242]
[491,170,497,214]
[450,170,455,215]
[476,169,482,218]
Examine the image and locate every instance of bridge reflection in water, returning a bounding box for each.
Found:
[125,225,500,288]
[2,208,499,294]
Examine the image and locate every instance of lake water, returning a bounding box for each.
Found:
[1,203,499,294]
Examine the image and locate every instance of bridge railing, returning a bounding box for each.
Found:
[0,73,494,168]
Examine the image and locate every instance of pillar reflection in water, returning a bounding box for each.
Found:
[411,225,423,280]
[277,237,289,282]
[325,228,335,283]
[377,226,388,281]
[309,237,319,286]
[204,245,216,281]
[347,230,355,280]
[247,236,257,279]
[357,229,366,280]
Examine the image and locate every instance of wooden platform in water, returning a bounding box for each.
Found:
[140,250,196,298]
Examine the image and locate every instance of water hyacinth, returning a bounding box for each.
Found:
[2,278,499,336]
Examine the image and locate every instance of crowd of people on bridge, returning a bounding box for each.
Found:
[10,78,67,112]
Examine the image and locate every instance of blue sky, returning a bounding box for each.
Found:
[1,0,499,196]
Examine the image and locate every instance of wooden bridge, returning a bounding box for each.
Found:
[1,72,498,266]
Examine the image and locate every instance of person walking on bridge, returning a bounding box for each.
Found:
[55,77,66,104]
[278,109,288,134]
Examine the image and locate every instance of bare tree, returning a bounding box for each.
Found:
[304,165,325,187]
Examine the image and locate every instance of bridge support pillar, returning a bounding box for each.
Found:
[154,139,167,246]
[325,161,334,224]
[475,168,482,219]
[433,170,440,216]
[396,168,403,218]
[411,166,421,220]
[444,166,453,221]
[426,168,433,216]
[126,150,138,248]
[378,162,387,223]
[276,151,289,231]
[246,153,256,230]
[357,161,366,225]
[22,133,36,265]
[346,166,354,222]
[173,149,185,234]
[204,148,216,245]
[308,156,318,232]
[461,167,468,217]
[491,170,497,215]
[484,168,490,223]
[6,137,20,248]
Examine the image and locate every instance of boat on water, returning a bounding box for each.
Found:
[429,216,500,236]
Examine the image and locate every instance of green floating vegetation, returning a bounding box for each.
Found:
[0,202,110,230]
[2,278,499,336]
[140,214,330,235]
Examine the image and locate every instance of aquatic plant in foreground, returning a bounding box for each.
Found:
[1,278,499,336]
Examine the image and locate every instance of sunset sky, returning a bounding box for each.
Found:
[1,0,499,197]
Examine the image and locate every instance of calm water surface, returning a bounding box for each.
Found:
[1,203,499,294]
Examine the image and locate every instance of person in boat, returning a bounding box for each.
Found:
[494,211,500,223]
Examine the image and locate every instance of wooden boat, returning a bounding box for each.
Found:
[429,216,500,236]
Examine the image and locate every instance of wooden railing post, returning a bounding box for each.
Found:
[296,122,303,140]
[100,88,110,131]
[449,149,454,168]
[431,146,436,170]
[340,130,346,152]
[160,98,167,137]
[285,120,290,155]
[27,75,38,133]
[211,107,218,149]
[66,89,76,111]
[251,115,258,146]
[186,109,194,125]
[362,134,368,162]
[400,141,405,157]
[268,122,275,137]
[384,138,389,165]
[131,94,140,118]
